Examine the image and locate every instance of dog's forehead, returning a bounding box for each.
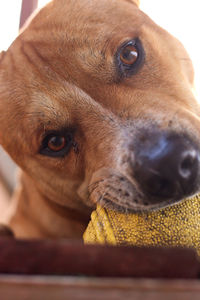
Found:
[31,0,144,35]
[2,0,192,98]
[0,0,194,128]
[25,0,183,65]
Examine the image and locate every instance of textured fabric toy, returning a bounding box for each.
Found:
[83,194,200,254]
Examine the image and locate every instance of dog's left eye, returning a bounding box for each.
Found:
[40,132,73,157]
[120,44,138,65]
[116,38,144,77]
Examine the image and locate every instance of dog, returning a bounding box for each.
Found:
[0,0,200,238]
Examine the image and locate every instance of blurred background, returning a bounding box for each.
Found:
[0,0,199,201]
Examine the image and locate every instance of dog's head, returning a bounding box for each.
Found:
[0,0,200,212]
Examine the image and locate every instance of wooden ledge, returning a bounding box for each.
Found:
[0,239,199,278]
[0,276,200,300]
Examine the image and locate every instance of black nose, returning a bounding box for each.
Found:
[134,132,200,202]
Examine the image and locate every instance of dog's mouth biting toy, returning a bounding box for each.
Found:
[83,193,200,255]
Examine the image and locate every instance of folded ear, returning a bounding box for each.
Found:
[131,0,140,7]
[0,51,6,70]
[0,51,5,61]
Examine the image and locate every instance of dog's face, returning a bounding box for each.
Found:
[0,0,200,212]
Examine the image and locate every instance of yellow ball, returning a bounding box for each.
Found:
[83,194,200,254]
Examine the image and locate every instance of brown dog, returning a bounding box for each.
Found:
[0,0,200,238]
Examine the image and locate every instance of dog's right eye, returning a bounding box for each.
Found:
[40,132,74,157]
[47,136,66,152]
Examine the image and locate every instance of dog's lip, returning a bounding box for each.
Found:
[137,192,200,212]
[89,167,199,213]
[98,192,198,213]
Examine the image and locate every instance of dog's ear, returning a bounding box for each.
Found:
[130,0,140,7]
[0,51,6,67]
[0,51,5,61]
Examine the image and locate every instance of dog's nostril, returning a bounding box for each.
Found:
[179,150,197,179]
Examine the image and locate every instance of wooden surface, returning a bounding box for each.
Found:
[0,275,200,300]
[0,240,199,299]
[0,239,199,279]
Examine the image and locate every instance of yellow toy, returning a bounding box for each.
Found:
[83,194,200,254]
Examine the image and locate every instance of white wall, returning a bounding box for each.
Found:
[0,0,21,50]
[141,0,200,98]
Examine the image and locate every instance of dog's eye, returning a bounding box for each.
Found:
[40,132,73,157]
[120,44,138,65]
[116,38,145,78]
[48,136,66,152]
